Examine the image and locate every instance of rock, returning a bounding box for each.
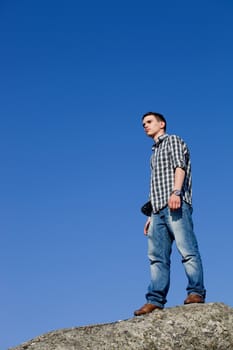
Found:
[9,303,233,350]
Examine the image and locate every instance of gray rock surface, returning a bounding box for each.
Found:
[9,303,233,350]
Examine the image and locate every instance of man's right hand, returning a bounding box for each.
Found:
[144,217,151,235]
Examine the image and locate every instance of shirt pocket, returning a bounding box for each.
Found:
[157,148,171,169]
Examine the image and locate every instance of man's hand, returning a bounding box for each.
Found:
[168,194,181,210]
[144,217,151,235]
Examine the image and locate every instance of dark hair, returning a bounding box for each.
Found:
[142,112,167,132]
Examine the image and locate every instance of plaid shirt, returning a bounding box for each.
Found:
[150,134,192,213]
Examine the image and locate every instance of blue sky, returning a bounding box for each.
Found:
[1,0,233,348]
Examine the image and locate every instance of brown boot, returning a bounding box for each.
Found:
[134,303,162,316]
[184,294,205,304]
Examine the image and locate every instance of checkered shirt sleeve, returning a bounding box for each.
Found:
[150,134,192,213]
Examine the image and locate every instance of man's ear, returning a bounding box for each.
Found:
[160,121,165,130]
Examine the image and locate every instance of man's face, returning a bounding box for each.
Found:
[142,115,165,139]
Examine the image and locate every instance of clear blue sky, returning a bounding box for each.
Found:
[1,0,233,348]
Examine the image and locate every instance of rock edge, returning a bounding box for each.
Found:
[9,302,233,350]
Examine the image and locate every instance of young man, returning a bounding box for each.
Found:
[134,112,206,316]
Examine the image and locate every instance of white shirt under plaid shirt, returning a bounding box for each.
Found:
[150,133,192,213]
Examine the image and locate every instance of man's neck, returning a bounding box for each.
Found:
[153,131,165,143]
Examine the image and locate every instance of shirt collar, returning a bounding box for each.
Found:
[152,133,169,150]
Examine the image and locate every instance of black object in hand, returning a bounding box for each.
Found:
[141,201,153,216]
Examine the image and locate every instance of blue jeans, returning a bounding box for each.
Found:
[146,201,206,308]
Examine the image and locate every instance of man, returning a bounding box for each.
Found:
[134,112,206,316]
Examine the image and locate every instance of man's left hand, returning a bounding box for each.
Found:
[168,194,181,210]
